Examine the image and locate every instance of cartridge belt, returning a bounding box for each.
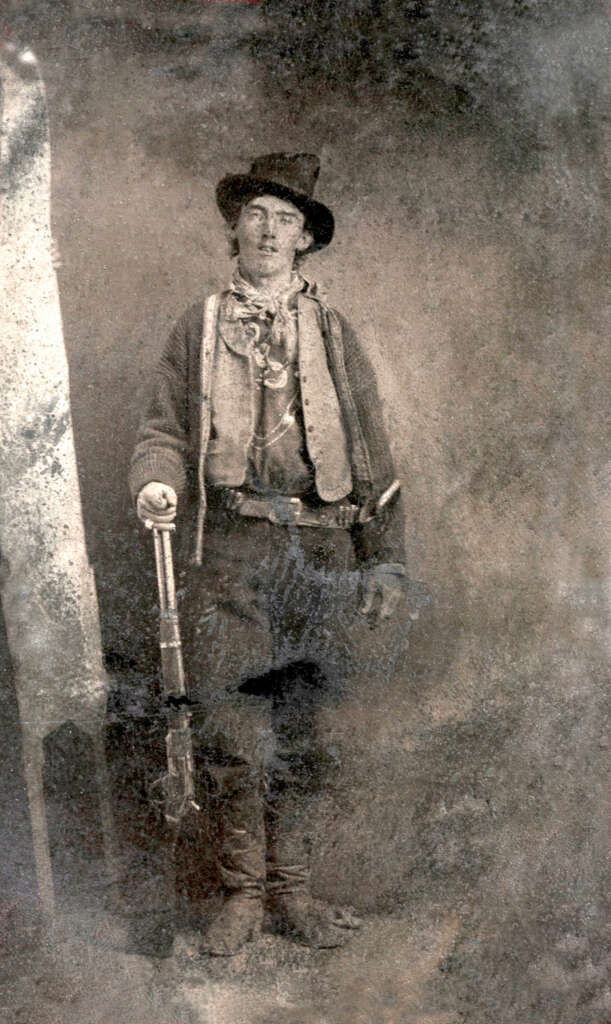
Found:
[214,488,374,529]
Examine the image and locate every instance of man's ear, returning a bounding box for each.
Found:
[296,228,313,254]
[225,222,239,257]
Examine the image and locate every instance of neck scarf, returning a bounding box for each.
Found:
[225,267,306,357]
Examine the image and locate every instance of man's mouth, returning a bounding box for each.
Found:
[258,245,278,254]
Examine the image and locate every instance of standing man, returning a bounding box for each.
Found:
[130,153,409,954]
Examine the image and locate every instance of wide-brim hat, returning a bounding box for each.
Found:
[216,152,334,251]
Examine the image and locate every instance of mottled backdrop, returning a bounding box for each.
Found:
[1,2,609,1023]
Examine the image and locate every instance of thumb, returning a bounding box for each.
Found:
[147,483,176,509]
[159,485,177,508]
[379,582,401,619]
[359,574,377,615]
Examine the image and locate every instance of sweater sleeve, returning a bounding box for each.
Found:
[128,305,200,503]
[332,311,408,570]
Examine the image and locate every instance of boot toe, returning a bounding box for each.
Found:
[268,896,356,949]
[200,896,263,956]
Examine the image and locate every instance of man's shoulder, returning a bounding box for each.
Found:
[179,282,234,309]
[301,291,374,374]
[300,287,350,331]
[172,289,230,334]
[173,298,204,329]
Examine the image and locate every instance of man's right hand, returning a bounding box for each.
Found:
[136,482,178,525]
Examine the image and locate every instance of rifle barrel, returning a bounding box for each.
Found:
[152,528,166,611]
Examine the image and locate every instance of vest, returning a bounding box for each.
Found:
[195,292,353,557]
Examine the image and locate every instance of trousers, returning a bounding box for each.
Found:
[181,509,367,865]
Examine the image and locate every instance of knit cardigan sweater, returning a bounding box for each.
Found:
[129,290,406,569]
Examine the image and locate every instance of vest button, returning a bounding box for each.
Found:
[307,426,314,433]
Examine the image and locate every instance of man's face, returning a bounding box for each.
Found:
[234,194,312,281]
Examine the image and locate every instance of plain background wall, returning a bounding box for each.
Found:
[1,3,608,1021]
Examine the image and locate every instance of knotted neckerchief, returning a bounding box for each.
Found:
[224,269,306,383]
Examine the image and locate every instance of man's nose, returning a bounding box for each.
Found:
[262,215,277,236]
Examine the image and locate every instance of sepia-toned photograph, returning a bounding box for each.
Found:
[1,2,608,1022]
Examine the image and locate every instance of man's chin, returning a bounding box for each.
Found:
[247,261,285,278]
[239,253,297,286]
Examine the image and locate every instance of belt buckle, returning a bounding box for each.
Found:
[268,495,301,525]
[224,488,243,513]
[336,504,353,528]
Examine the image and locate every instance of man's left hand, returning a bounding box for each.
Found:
[359,563,407,622]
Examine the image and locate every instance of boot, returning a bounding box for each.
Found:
[200,764,265,956]
[266,834,362,949]
[265,700,362,949]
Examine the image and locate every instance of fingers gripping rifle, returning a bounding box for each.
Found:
[145,522,200,829]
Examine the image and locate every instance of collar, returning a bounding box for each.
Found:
[224,268,307,322]
[218,270,324,358]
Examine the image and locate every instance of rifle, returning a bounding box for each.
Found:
[145,521,200,831]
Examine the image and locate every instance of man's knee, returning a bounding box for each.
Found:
[199,697,275,770]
